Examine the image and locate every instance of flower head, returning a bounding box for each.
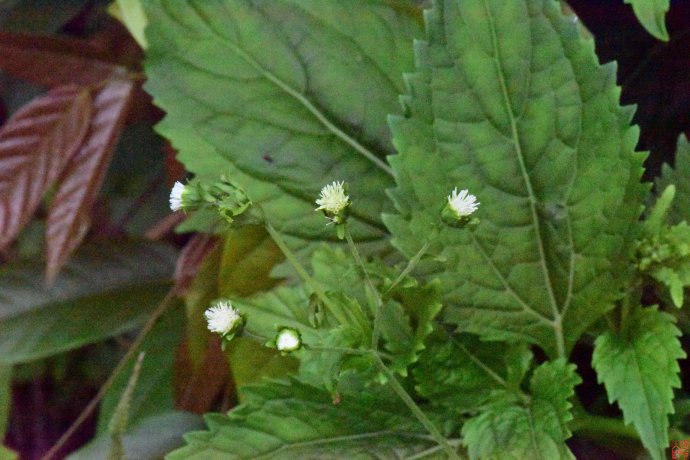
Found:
[315,181,350,224]
[169,181,186,212]
[442,188,480,228]
[447,188,479,217]
[275,327,302,353]
[204,300,242,337]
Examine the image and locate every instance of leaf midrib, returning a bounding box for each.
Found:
[481,0,565,356]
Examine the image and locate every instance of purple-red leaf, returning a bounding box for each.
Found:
[0,85,92,250]
[0,31,123,88]
[45,79,134,283]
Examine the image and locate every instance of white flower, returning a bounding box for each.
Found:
[447,188,479,218]
[275,327,302,352]
[169,181,186,212]
[204,300,242,336]
[315,181,350,215]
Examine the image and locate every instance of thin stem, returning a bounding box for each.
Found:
[306,345,394,361]
[344,228,384,350]
[384,241,431,296]
[266,223,348,325]
[40,289,177,460]
[372,354,461,460]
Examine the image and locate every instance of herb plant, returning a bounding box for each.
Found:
[1,0,688,459]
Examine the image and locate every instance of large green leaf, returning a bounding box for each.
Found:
[624,0,670,41]
[144,0,421,243]
[385,0,647,357]
[592,307,685,460]
[462,359,580,460]
[0,241,176,364]
[167,379,447,459]
[657,135,690,225]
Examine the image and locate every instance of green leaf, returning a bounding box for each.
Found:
[144,0,421,243]
[658,135,690,225]
[414,333,532,414]
[97,305,185,434]
[462,359,580,460]
[68,412,204,460]
[224,338,298,392]
[0,241,176,364]
[0,366,10,438]
[385,0,647,357]
[624,0,670,41]
[0,445,17,460]
[167,379,444,459]
[592,307,686,460]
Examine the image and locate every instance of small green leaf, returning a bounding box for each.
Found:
[592,307,686,460]
[167,379,444,459]
[658,134,690,224]
[462,359,580,460]
[0,241,177,364]
[386,0,647,357]
[624,0,670,41]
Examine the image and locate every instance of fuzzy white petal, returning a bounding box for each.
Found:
[447,188,479,217]
[315,181,349,214]
[204,301,241,335]
[169,181,185,212]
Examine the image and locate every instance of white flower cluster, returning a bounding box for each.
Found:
[169,181,186,212]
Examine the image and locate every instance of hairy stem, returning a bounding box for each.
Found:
[266,223,348,325]
[384,240,430,296]
[372,354,461,460]
[344,228,383,350]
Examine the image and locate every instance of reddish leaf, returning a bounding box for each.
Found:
[174,234,221,296]
[175,337,233,414]
[45,79,134,283]
[0,31,123,88]
[0,85,92,250]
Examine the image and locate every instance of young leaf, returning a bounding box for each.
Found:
[45,79,134,283]
[385,0,647,357]
[143,0,420,243]
[592,307,686,460]
[167,379,445,459]
[657,134,690,225]
[0,241,177,364]
[624,0,670,41]
[462,359,581,460]
[0,85,91,250]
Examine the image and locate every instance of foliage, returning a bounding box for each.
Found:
[593,307,685,460]
[625,0,670,41]
[2,0,690,459]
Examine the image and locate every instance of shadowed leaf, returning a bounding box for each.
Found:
[174,233,220,296]
[0,85,92,250]
[45,79,134,283]
[0,30,122,88]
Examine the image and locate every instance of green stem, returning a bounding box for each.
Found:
[266,223,348,325]
[384,241,430,296]
[571,411,640,441]
[344,228,384,350]
[372,354,461,460]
